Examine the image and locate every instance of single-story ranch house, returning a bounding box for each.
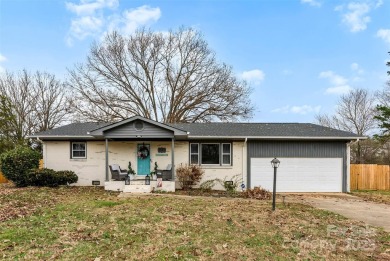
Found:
[30,116,364,193]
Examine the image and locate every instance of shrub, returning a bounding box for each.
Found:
[242,186,272,200]
[26,168,78,187]
[0,146,40,187]
[55,170,78,185]
[176,164,204,190]
[216,174,242,196]
[199,179,216,192]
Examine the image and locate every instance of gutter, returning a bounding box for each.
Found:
[28,135,366,141]
[187,136,366,140]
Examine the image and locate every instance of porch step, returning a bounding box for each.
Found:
[129,179,153,185]
[123,184,152,193]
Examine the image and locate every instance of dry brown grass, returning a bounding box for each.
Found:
[352,190,390,205]
[0,184,389,260]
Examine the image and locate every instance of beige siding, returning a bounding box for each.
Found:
[44,141,106,186]
[44,140,246,189]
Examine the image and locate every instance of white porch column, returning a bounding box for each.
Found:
[105,138,109,181]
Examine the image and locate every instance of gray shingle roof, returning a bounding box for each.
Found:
[31,121,360,139]
[168,123,359,138]
[31,122,111,137]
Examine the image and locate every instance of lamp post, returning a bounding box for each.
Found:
[271,158,280,211]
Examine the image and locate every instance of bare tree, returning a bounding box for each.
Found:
[315,89,376,163]
[315,89,376,136]
[68,28,253,123]
[33,71,70,132]
[0,70,70,143]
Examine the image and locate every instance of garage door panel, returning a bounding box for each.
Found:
[250,158,342,192]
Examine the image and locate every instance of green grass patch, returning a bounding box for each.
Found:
[93,200,124,208]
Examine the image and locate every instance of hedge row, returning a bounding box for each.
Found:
[26,169,78,187]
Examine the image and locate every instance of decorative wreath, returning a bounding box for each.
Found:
[137,145,149,159]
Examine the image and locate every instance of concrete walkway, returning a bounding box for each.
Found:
[289,194,390,232]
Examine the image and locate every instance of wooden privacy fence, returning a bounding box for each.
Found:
[351,164,390,190]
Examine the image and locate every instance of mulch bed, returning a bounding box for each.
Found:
[159,188,246,198]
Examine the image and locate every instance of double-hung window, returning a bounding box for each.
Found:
[71,142,86,159]
[222,143,231,165]
[190,143,199,164]
[190,143,231,166]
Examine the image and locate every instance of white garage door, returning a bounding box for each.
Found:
[250,158,343,192]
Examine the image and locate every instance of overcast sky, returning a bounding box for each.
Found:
[0,0,389,123]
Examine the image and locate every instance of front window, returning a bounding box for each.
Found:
[190,143,232,166]
[72,142,86,159]
[201,144,220,164]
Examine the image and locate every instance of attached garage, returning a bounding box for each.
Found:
[250,158,343,192]
[247,141,349,192]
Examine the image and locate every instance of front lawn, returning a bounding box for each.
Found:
[351,190,390,205]
[1,185,389,260]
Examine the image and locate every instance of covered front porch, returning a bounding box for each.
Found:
[103,139,176,192]
[88,116,188,193]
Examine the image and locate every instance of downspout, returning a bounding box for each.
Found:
[105,139,109,182]
[242,137,247,190]
[37,137,46,168]
[171,138,175,182]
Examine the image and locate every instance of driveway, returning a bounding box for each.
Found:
[287,194,390,232]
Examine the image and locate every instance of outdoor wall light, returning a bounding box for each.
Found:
[145,174,150,185]
[271,158,280,211]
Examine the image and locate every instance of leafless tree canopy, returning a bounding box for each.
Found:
[0,70,70,141]
[315,89,376,136]
[68,28,254,123]
[376,79,390,107]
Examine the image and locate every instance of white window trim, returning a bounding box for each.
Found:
[71,142,87,159]
[222,143,231,166]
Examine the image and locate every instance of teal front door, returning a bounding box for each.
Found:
[137,144,150,175]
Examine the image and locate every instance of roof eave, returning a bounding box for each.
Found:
[187,136,366,140]
[28,135,95,140]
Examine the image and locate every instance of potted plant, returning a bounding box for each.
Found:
[128,161,136,180]
[150,162,158,180]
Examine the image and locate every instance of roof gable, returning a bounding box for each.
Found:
[89,116,188,137]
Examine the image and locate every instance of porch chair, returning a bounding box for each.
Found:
[109,164,128,181]
[158,164,172,181]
